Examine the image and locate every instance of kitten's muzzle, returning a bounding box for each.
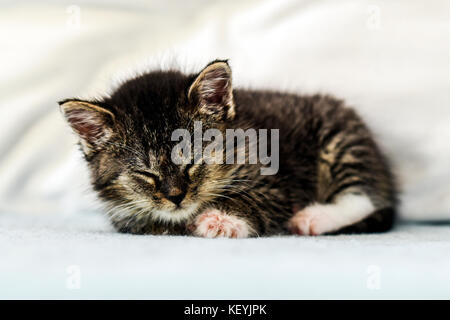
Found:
[163,187,186,207]
[161,177,188,207]
[166,192,186,206]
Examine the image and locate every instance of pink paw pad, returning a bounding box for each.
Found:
[288,205,336,236]
[192,209,250,238]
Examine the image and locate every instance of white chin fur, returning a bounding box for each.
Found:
[152,203,200,223]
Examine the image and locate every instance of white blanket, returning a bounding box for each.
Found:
[1,212,450,299]
[1,0,450,220]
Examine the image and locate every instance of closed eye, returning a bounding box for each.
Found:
[133,170,160,186]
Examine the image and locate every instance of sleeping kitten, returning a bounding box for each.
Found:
[60,60,396,237]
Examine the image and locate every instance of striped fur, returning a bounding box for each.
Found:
[60,60,396,236]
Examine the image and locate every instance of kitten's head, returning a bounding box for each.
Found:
[60,60,236,225]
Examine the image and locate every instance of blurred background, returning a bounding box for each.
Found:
[1,0,450,221]
[1,0,450,299]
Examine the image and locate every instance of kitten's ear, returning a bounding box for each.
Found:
[188,60,235,120]
[59,99,115,155]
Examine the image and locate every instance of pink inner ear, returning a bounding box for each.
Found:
[65,108,107,143]
[201,68,230,105]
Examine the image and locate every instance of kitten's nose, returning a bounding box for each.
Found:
[165,188,186,206]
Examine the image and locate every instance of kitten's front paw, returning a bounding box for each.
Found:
[190,209,250,238]
[288,204,336,236]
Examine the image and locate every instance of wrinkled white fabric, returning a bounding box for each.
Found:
[1,0,450,221]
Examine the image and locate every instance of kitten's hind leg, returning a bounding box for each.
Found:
[288,193,376,236]
[288,107,396,235]
[330,207,395,234]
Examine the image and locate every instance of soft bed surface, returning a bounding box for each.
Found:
[1,212,449,299]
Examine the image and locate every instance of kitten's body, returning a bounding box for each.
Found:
[60,61,396,237]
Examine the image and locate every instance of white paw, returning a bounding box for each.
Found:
[191,209,250,238]
[289,194,375,235]
[288,204,338,236]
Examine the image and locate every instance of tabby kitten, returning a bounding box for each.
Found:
[60,60,396,237]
